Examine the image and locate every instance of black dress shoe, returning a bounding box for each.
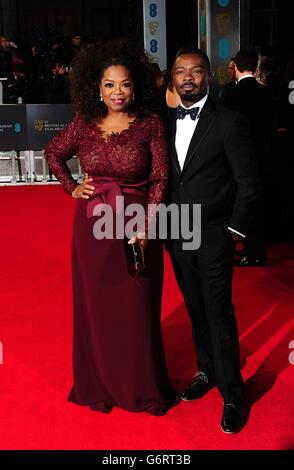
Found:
[181,372,215,401]
[234,255,264,267]
[235,250,245,257]
[221,402,245,434]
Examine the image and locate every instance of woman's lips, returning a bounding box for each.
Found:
[111,99,125,104]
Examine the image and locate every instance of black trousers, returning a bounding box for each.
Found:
[243,195,266,260]
[170,226,244,403]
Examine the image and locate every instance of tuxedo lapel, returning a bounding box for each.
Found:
[168,109,181,175]
[182,98,217,173]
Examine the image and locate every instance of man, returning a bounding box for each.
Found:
[219,57,237,102]
[221,49,278,266]
[167,47,259,433]
[227,57,237,82]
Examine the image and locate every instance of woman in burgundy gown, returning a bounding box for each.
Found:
[45,40,177,414]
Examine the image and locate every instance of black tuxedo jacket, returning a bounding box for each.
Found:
[220,76,278,180]
[167,97,260,236]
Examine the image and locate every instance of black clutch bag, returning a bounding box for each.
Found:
[124,238,145,276]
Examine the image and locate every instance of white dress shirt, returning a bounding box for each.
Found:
[175,95,208,171]
[237,74,255,83]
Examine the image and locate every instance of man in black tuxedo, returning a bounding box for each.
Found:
[219,57,237,103]
[167,47,259,433]
[221,49,278,265]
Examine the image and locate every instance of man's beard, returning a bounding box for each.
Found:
[181,93,199,102]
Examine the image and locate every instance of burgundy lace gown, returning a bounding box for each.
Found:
[45,113,177,414]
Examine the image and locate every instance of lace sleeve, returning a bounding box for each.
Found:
[44,115,82,195]
[145,114,169,234]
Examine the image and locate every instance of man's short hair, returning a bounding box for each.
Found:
[175,46,211,70]
[234,49,258,73]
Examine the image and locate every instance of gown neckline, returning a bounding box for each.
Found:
[94,116,139,142]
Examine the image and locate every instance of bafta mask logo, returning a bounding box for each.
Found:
[216,13,230,35]
[34,120,44,132]
[149,21,159,36]
[216,65,228,85]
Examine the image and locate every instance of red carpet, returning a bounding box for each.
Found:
[0,185,293,450]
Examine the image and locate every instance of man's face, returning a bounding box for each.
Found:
[1,37,10,49]
[227,61,236,81]
[72,36,81,46]
[172,53,210,106]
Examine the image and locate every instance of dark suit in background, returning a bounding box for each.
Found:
[221,76,278,258]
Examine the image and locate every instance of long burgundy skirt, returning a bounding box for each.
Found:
[68,195,178,415]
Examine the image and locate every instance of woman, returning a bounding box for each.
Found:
[45,40,177,415]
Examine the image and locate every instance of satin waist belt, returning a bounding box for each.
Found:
[86,176,149,218]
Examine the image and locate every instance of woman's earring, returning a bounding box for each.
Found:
[100,95,103,102]
[133,93,135,101]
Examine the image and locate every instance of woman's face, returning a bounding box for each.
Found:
[99,65,134,113]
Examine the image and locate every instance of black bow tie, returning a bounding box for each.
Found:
[176,106,200,120]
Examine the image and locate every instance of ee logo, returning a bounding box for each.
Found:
[218,0,230,6]
[14,123,21,133]
[150,39,158,53]
[149,3,157,18]
[218,39,230,60]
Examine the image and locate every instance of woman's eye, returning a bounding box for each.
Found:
[122,82,131,88]
[105,83,113,88]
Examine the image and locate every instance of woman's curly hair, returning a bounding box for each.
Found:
[70,39,161,122]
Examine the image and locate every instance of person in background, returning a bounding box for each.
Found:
[221,49,278,266]
[0,36,13,82]
[5,63,38,104]
[63,33,83,67]
[42,61,70,103]
[219,57,236,102]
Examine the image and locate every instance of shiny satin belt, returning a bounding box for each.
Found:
[86,176,149,218]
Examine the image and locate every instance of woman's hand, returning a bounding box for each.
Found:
[128,232,148,251]
[72,173,94,199]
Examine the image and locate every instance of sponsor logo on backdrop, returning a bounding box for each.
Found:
[148,21,159,35]
[34,119,67,133]
[0,123,22,133]
[143,0,166,69]
[34,120,44,131]
[215,13,230,34]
